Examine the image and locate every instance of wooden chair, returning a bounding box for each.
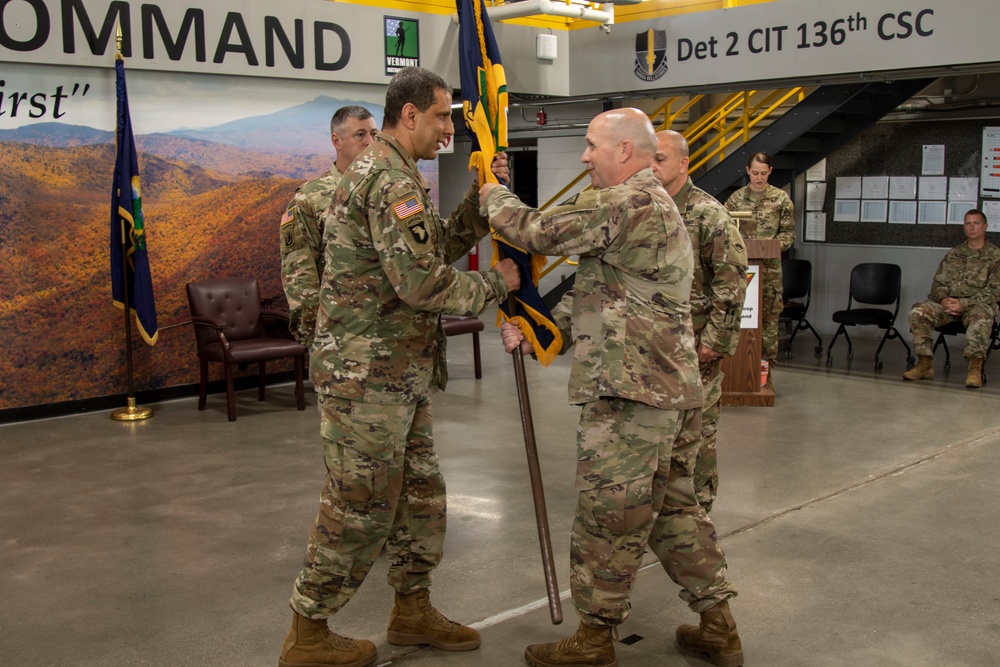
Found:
[442,315,485,379]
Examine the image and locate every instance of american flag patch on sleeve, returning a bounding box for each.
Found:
[280,208,294,225]
[392,196,424,220]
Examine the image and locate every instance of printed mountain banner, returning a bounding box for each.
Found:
[456,0,561,365]
[110,56,158,345]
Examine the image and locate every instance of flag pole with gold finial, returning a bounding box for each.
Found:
[111,21,153,422]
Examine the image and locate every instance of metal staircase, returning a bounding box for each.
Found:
[695,78,937,199]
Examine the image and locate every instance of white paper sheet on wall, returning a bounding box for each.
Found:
[806,159,827,181]
[889,176,917,200]
[922,144,945,175]
[860,200,888,223]
[806,182,827,211]
[948,177,979,201]
[834,200,860,222]
[983,201,1000,232]
[918,200,947,224]
[836,176,862,199]
[948,201,972,224]
[889,200,917,224]
[918,176,949,200]
[862,176,890,199]
[805,212,826,241]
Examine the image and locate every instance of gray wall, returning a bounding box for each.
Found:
[793,242,942,341]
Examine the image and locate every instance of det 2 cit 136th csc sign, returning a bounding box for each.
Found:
[634,8,934,82]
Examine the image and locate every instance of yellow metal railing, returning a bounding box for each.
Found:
[536,86,806,279]
[687,87,804,173]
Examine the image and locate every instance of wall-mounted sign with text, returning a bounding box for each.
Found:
[0,0,440,85]
[571,0,1000,96]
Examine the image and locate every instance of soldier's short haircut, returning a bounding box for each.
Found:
[747,151,772,168]
[330,106,374,136]
[657,130,689,158]
[966,208,987,224]
[383,67,451,129]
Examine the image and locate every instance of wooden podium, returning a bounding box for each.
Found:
[721,239,780,407]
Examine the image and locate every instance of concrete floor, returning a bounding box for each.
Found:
[3,316,1000,666]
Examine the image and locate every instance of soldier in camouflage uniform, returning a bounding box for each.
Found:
[653,130,748,515]
[725,152,795,388]
[280,68,521,667]
[280,106,378,347]
[903,209,1000,388]
[482,109,743,667]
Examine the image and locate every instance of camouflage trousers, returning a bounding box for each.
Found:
[290,393,446,619]
[693,360,724,514]
[908,300,998,359]
[759,258,783,363]
[571,398,737,627]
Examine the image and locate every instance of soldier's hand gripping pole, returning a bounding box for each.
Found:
[500,249,562,625]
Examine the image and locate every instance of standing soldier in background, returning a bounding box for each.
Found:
[279,67,520,667]
[725,151,794,390]
[903,208,1000,388]
[652,130,748,514]
[280,106,378,346]
[482,109,743,667]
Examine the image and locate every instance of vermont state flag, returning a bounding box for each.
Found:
[457,0,508,186]
[456,0,561,365]
[110,56,158,345]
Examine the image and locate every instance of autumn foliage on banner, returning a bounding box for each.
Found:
[0,140,303,409]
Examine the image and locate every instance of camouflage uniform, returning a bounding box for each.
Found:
[673,177,748,513]
[483,169,737,625]
[291,133,510,620]
[725,183,794,363]
[280,162,343,347]
[908,241,1000,359]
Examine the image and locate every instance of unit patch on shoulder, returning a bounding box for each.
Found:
[408,221,429,244]
[393,196,424,221]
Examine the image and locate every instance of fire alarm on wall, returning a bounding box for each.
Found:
[536,33,557,61]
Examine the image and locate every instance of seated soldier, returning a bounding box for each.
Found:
[903,208,1000,388]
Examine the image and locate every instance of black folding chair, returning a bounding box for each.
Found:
[779,258,823,357]
[826,263,913,370]
[932,303,1000,383]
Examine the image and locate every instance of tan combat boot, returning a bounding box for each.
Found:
[902,355,934,381]
[279,611,376,667]
[966,356,985,388]
[386,589,481,651]
[524,622,618,667]
[676,600,744,667]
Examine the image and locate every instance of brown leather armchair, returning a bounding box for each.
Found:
[186,278,307,421]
